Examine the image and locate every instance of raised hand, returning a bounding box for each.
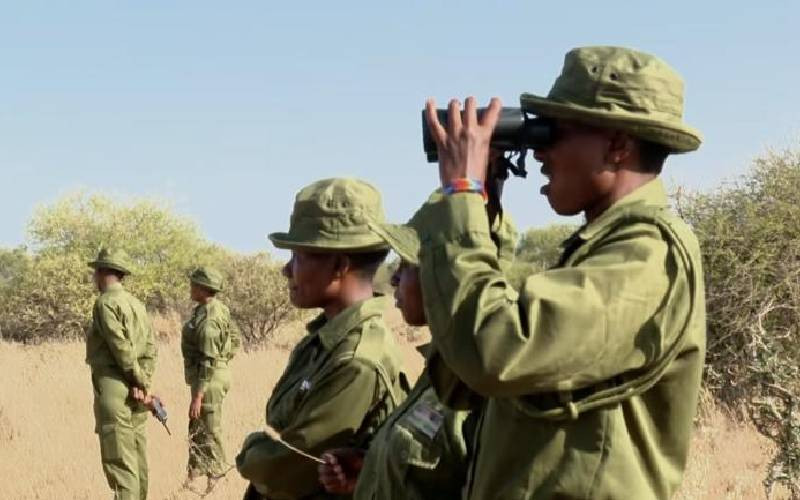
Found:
[424,96,503,186]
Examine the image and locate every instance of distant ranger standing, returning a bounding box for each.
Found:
[86,248,158,500]
[181,266,241,493]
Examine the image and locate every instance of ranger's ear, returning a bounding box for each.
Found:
[332,254,351,279]
[605,131,635,168]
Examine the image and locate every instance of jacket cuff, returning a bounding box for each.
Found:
[418,192,492,247]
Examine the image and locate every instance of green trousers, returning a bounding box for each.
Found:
[92,371,149,500]
[188,368,231,477]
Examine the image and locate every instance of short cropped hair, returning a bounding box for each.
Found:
[637,140,671,174]
[345,249,390,279]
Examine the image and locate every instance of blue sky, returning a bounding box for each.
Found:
[1,2,798,253]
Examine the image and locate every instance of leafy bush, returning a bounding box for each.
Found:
[508,224,577,289]
[515,223,578,267]
[222,252,302,350]
[0,250,94,343]
[26,192,227,312]
[676,145,800,495]
[0,193,298,345]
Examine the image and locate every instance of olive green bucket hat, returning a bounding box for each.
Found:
[269,178,390,252]
[370,191,518,269]
[189,266,224,292]
[87,248,134,275]
[370,221,421,265]
[520,46,702,153]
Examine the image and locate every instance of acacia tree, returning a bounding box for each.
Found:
[223,252,301,349]
[1,193,225,342]
[677,146,800,496]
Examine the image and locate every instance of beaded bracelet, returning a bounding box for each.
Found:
[443,178,488,201]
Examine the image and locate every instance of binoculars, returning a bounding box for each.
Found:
[421,107,556,164]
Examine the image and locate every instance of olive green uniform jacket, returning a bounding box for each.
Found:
[236,296,407,500]
[86,282,158,500]
[182,297,241,476]
[417,179,706,500]
[353,344,473,500]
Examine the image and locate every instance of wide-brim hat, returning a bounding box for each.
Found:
[189,266,224,292]
[269,178,390,253]
[520,46,702,153]
[369,222,421,265]
[88,248,133,275]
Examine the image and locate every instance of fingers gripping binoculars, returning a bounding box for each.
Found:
[421,107,556,179]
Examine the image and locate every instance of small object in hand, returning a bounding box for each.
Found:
[150,396,171,435]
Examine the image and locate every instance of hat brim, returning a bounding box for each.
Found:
[520,93,702,153]
[268,232,390,253]
[368,223,420,265]
[88,261,132,275]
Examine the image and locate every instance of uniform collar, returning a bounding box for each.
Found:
[196,297,217,311]
[573,178,669,243]
[307,295,388,351]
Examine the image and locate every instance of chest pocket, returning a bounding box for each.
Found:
[268,369,315,429]
[268,345,334,429]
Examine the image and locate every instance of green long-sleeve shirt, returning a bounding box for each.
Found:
[181,297,241,394]
[354,346,473,500]
[417,179,706,499]
[85,282,157,390]
[236,296,407,500]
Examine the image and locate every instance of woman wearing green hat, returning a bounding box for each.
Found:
[236,178,408,500]
[317,191,517,500]
[181,266,241,493]
[420,46,706,499]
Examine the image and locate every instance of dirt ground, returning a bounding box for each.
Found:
[0,313,786,499]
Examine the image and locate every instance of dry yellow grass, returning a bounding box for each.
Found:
[0,310,783,499]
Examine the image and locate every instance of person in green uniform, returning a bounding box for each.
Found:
[236,178,408,500]
[420,46,706,499]
[86,248,159,500]
[317,190,517,500]
[181,266,241,492]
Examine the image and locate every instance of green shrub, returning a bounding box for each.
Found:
[222,252,302,350]
[0,193,298,344]
[0,250,94,343]
[676,145,800,495]
[508,223,577,289]
[26,192,226,312]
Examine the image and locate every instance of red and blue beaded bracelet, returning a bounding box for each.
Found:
[443,178,488,201]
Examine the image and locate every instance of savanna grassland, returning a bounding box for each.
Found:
[0,312,426,500]
[0,309,786,499]
[3,146,800,498]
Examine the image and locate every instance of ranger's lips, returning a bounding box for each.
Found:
[540,165,552,195]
